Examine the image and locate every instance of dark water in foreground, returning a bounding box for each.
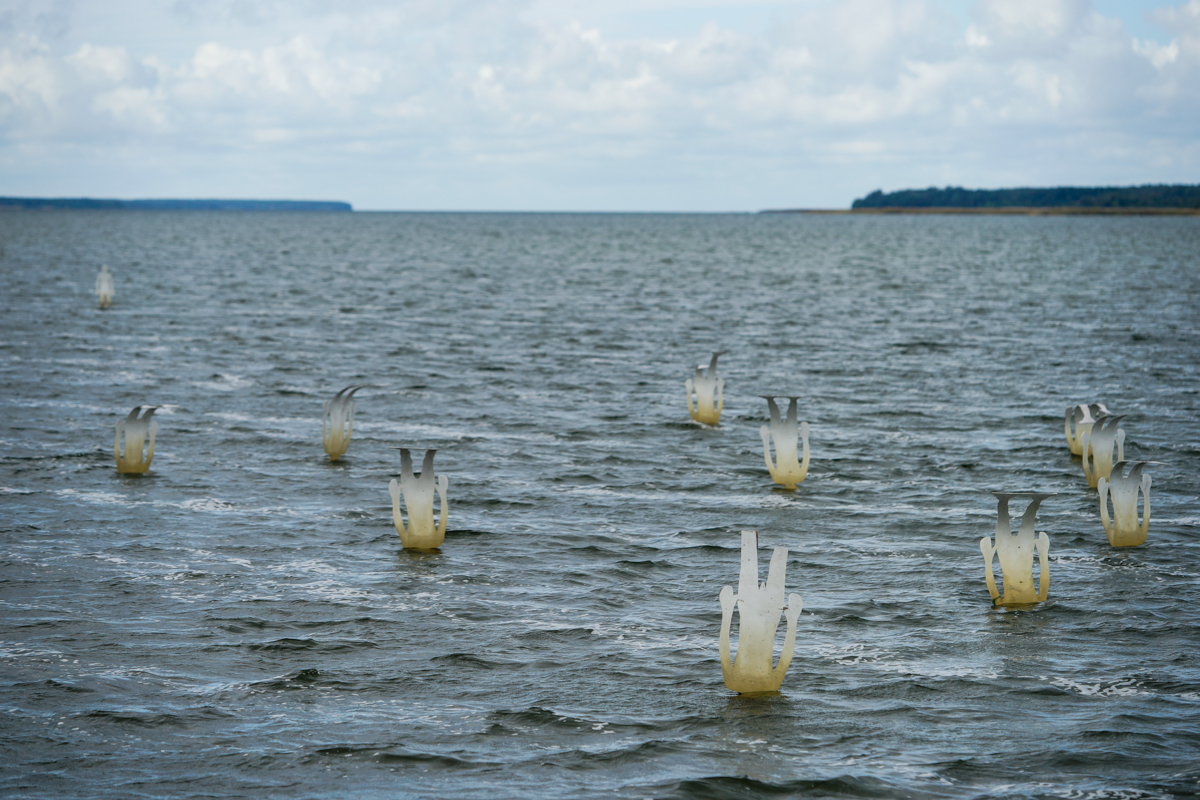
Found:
[1,211,1198,799]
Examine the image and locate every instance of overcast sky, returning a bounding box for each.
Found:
[1,0,1197,210]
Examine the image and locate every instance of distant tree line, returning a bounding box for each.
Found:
[851,185,1200,209]
[0,197,353,212]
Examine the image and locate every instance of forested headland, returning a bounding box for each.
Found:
[850,184,1200,210]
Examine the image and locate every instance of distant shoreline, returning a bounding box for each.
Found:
[843,183,1200,213]
[763,207,1200,216]
[0,197,352,212]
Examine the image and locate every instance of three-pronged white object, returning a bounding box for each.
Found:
[1064,402,1107,456]
[322,385,367,461]
[980,492,1054,606]
[1099,461,1152,547]
[686,352,725,425]
[718,530,803,693]
[114,405,158,474]
[759,396,809,490]
[1080,414,1126,489]
[389,448,449,550]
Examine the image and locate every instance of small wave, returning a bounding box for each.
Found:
[7,398,112,413]
[85,706,234,727]
[192,373,255,391]
[1050,789,1174,800]
[515,627,600,643]
[653,773,904,799]
[209,616,297,633]
[541,739,685,767]
[486,706,655,734]
[245,668,366,692]
[1048,677,1152,698]
[240,637,379,653]
[38,678,96,694]
[304,746,486,769]
[172,497,239,513]
[55,488,133,505]
[430,653,524,670]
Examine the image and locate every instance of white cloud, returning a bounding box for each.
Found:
[67,43,134,84]
[0,34,72,142]
[1134,37,1179,67]
[0,0,1197,209]
[968,0,1091,58]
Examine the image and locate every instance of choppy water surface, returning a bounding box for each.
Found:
[2,211,1198,799]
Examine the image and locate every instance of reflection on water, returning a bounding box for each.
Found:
[1,211,1198,799]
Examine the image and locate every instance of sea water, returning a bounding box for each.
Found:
[1,211,1198,798]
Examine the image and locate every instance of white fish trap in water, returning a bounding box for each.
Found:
[114,405,158,474]
[1064,402,1107,456]
[1080,414,1126,488]
[685,352,725,425]
[759,396,809,490]
[718,530,803,694]
[322,385,367,461]
[980,492,1054,607]
[1099,461,1152,547]
[389,448,448,550]
[95,265,114,309]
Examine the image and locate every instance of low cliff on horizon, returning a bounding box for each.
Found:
[0,197,353,212]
